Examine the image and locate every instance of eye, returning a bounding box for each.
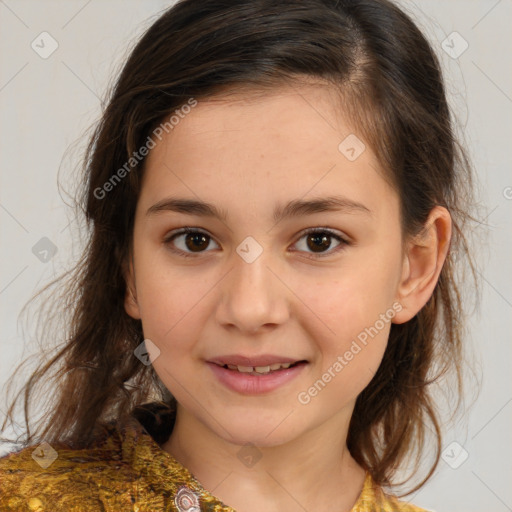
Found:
[292,227,349,258]
[163,227,219,258]
[163,227,350,259]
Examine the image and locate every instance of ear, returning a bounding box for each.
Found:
[123,251,142,320]
[392,206,452,324]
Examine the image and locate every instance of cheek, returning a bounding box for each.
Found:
[294,263,397,390]
[138,268,212,399]
[134,257,222,359]
[299,260,398,338]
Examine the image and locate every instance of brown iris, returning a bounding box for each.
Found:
[306,232,331,253]
[185,232,210,252]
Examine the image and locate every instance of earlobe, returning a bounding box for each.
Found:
[125,286,141,320]
[392,206,452,324]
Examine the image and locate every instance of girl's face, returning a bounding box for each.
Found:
[125,83,410,447]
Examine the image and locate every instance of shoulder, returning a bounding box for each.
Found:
[352,473,432,512]
[0,411,233,512]
[0,421,140,511]
[375,492,431,512]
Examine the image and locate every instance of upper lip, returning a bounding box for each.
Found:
[208,355,305,367]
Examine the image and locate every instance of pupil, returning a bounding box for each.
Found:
[186,233,209,251]
[308,233,330,252]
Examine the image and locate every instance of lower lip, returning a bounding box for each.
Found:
[207,362,307,395]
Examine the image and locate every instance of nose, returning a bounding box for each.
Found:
[215,247,290,335]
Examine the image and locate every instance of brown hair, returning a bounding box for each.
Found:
[1,0,481,495]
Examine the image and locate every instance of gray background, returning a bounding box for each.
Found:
[1,1,511,511]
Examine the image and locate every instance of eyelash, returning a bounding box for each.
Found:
[162,227,350,259]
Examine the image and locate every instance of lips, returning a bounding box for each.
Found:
[207,359,308,394]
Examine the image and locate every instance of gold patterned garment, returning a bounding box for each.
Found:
[0,407,429,512]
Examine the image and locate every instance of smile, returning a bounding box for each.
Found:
[207,361,308,394]
[219,362,296,375]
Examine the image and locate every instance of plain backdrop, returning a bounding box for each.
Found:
[1,1,511,511]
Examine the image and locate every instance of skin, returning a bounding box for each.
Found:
[124,81,451,512]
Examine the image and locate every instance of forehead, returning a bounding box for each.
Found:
[139,83,398,224]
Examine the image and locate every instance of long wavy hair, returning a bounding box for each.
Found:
[1,0,481,495]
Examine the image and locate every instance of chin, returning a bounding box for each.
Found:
[207,412,306,449]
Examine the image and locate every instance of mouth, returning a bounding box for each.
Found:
[213,360,307,376]
[206,358,308,395]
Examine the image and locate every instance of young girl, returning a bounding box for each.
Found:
[0,0,478,510]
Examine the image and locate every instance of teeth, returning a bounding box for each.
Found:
[223,362,295,374]
[237,365,254,373]
[254,365,271,373]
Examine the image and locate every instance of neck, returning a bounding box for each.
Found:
[161,404,367,512]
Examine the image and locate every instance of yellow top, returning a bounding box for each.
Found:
[0,413,428,512]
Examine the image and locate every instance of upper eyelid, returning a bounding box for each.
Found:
[165,226,348,241]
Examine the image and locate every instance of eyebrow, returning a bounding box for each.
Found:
[146,195,372,223]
